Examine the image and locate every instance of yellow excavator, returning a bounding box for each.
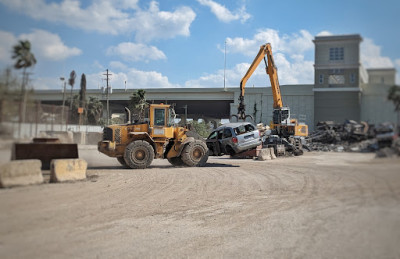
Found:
[233,43,308,154]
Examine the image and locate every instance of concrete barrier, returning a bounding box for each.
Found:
[257,148,272,161]
[50,159,87,183]
[0,160,43,188]
[270,147,277,159]
[257,147,277,161]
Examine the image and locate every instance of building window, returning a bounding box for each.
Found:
[350,73,356,83]
[328,75,345,85]
[319,74,324,84]
[331,69,343,74]
[329,47,344,61]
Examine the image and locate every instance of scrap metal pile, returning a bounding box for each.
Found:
[305,120,399,157]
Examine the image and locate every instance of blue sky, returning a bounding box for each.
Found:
[0,0,399,91]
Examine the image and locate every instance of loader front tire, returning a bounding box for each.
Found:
[124,140,154,169]
[117,156,129,168]
[167,156,185,167]
[181,140,208,167]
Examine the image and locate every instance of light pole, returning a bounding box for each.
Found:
[224,40,226,91]
[60,77,66,129]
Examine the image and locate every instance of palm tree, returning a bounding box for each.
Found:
[79,73,87,125]
[65,94,80,124]
[129,89,148,122]
[87,97,103,125]
[68,70,76,111]
[12,40,37,85]
[12,40,36,137]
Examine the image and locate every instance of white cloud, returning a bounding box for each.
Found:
[107,42,166,62]
[32,76,62,90]
[226,28,313,56]
[197,0,250,23]
[395,59,400,68]
[109,61,128,71]
[0,29,81,64]
[185,52,314,88]
[125,68,178,88]
[84,68,178,90]
[211,28,315,86]
[131,1,196,42]
[0,30,16,63]
[316,30,333,36]
[20,29,81,61]
[361,38,394,68]
[33,66,178,90]
[116,0,139,9]
[185,63,258,88]
[0,0,196,42]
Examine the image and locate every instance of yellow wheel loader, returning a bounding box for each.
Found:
[98,103,208,169]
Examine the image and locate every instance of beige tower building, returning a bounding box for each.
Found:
[313,34,365,124]
[313,34,397,126]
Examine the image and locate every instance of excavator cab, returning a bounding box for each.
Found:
[273,107,290,125]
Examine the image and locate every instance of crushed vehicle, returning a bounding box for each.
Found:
[98,104,208,169]
[206,122,262,156]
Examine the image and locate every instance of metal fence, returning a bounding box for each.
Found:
[0,100,102,140]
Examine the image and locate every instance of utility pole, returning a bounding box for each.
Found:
[103,69,112,125]
[60,77,66,130]
[224,40,227,91]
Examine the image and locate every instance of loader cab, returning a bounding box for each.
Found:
[149,104,175,138]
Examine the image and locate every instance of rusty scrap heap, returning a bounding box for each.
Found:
[305,120,400,157]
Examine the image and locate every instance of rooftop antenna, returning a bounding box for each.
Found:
[125,80,127,92]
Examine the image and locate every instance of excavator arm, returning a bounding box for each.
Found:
[236,43,283,120]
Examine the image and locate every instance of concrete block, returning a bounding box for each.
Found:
[270,147,277,159]
[257,148,272,161]
[50,159,87,183]
[0,160,43,188]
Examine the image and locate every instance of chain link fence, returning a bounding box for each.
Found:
[0,100,102,143]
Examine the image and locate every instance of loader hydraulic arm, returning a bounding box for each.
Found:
[236,43,283,120]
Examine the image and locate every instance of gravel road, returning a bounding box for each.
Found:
[0,147,400,258]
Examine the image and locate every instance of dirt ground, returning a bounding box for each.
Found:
[0,145,400,258]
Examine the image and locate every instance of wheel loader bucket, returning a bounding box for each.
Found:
[11,141,78,170]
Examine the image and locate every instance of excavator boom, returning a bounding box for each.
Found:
[235,43,308,138]
[237,43,283,120]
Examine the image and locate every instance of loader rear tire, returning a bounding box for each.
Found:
[124,140,154,169]
[167,156,185,167]
[181,140,208,167]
